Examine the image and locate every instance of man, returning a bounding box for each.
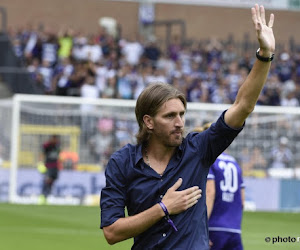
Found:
[39,135,61,204]
[269,136,293,169]
[207,152,245,250]
[100,4,275,249]
[195,123,245,250]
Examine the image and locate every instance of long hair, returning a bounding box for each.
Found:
[135,82,187,145]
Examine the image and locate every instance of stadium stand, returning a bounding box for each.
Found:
[2,23,300,107]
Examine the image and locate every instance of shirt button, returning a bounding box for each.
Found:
[160,195,163,199]
[161,179,163,182]
[162,233,166,237]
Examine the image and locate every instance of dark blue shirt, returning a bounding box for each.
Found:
[100,112,243,249]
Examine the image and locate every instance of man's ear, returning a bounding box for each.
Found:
[143,115,154,130]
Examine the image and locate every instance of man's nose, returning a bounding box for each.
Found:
[175,115,184,127]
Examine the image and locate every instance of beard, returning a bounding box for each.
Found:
[154,129,183,148]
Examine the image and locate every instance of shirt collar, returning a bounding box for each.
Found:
[134,139,185,167]
[134,144,144,167]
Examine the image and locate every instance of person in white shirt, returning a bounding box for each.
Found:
[120,37,144,66]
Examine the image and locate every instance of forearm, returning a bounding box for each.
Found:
[241,188,245,209]
[206,197,215,219]
[225,4,275,128]
[225,58,271,128]
[206,180,216,219]
[103,203,165,245]
[236,56,271,110]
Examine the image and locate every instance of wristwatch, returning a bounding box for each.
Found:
[256,48,274,62]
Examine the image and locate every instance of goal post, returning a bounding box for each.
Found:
[8,94,137,204]
[5,94,300,205]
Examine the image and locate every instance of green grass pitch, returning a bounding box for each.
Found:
[0,203,299,250]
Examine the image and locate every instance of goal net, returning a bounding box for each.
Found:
[1,94,300,206]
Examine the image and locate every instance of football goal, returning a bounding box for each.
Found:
[2,94,300,204]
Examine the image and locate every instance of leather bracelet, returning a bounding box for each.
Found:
[256,48,274,62]
[158,201,178,231]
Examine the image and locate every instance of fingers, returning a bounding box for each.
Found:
[255,4,261,24]
[185,186,202,196]
[251,7,257,26]
[164,183,202,214]
[251,4,272,29]
[187,193,202,208]
[180,186,202,208]
[268,13,275,28]
[260,5,266,25]
[251,5,260,30]
[169,178,183,191]
[186,188,202,206]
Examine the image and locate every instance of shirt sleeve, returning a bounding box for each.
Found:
[202,110,244,166]
[100,155,127,228]
[207,163,215,180]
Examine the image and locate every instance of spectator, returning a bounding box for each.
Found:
[117,64,135,99]
[281,89,299,107]
[72,31,88,62]
[88,118,115,166]
[221,43,238,64]
[156,52,176,81]
[41,31,59,67]
[38,59,54,94]
[143,38,161,64]
[58,28,74,59]
[81,35,103,63]
[258,74,281,106]
[241,146,267,171]
[53,57,74,96]
[276,51,293,82]
[120,35,144,66]
[6,10,300,110]
[80,73,100,141]
[67,62,87,96]
[168,35,182,61]
[92,60,109,93]
[269,136,293,169]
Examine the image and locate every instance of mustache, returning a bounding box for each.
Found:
[171,129,184,134]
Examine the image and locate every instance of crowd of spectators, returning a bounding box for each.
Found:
[7,23,300,106]
[5,23,300,174]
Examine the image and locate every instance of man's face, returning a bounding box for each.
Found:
[151,98,185,147]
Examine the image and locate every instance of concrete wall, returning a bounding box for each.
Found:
[0,0,299,45]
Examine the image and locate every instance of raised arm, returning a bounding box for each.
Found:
[225,4,275,128]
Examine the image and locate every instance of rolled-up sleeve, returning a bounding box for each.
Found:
[195,110,244,166]
[100,156,127,228]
